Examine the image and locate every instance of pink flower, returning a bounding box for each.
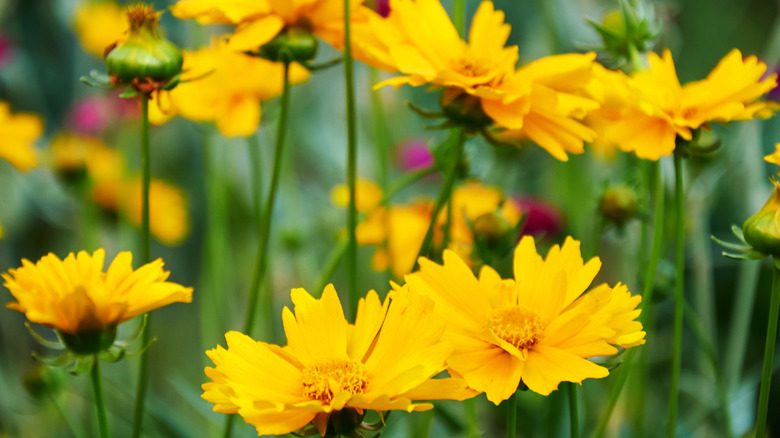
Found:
[513,197,563,237]
[375,0,390,17]
[397,138,434,171]
[0,33,14,67]
[67,94,139,134]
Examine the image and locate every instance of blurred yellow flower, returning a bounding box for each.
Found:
[3,249,192,335]
[595,49,778,160]
[330,177,383,212]
[403,236,645,403]
[365,0,599,160]
[149,40,310,137]
[72,1,128,57]
[765,143,780,166]
[49,133,107,175]
[203,285,475,436]
[0,101,43,172]
[171,0,375,53]
[123,178,190,246]
[355,181,520,277]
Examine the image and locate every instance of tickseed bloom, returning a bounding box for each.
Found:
[593,49,778,160]
[765,143,780,166]
[365,0,600,160]
[170,0,376,61]
[203,285,475,436]
[0,101,43,172]
[149,39,310,137]
[330,177,383,213]
[123,178,190,246]
[3,249,193,354]
[49,133,107,179]
[72,0,127,57]
[402,235,645,403]
[344,181,521,277]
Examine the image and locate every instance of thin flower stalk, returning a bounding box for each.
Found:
[132,92,152,438]
[755,258,780,438]
[507,392,517,438]
[667,151,685,438]
[345,0,359,318]
[91,359,110,438]
[568,382,579,438]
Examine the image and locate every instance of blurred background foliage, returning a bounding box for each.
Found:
[1,0,780,437]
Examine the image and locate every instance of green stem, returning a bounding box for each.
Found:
[91,358,110,438]
[591,349,637,438]
[568,383,579,438]
[243,62,291,338]
[755,258,780,438]
[465,397,479,438]
[131,93,152,438]
[453,0,466,37]
[344,0,359,319]
[634,160,664,437]
[667,151,685,438]
[724,260,761,389]
[627,41,645,73]
[507,392,517,438]
[52,394,86,438]
[414,129,465,267]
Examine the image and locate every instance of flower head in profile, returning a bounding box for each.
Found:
[3,249,192,355]
[149,39,310,137]
[0,101,43,172]
[593,49,778,160]
[402,235,645,403]
[364,0,600,160]
[202,285,474,436]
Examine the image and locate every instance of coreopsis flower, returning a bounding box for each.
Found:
[3,249,192,354]
[765,143,780,166]
[347,181,521,277]
[593,49,778,160]
[0,101,43,172]
[171,0,376,61]
[330,177,383,213]
[364,0,600,160]
[123,178,190,246]
[402,235,645,403]
[49,133,107,179]
[149,40,310,137]
[202,285,475,436]
[72,1,127,57]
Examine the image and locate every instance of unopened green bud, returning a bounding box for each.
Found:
[600,185,639,226]
[259,27,318,64]
[105,4,183,92]
[23,365,65,401]
[58,325,117,355]
[440,87,492,130]
[743,181,780,256]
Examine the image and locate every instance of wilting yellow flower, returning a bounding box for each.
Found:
[365,0,599,160]
[595,49,778,160]
[149,40,310,136]
[3,249,192,335]
[765,143,780,166]
[72,1,128,57]
[330,178,383,213]
[355,181,520,277]
[171,0,375,53]
[123,178,190,246]
[0,101,43,172]
[203,285,474,436]
[402,236,644,403]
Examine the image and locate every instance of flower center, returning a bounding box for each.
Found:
[487,306,544,350]
[301,358,369,404]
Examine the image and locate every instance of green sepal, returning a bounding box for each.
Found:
[31,351,76,368]
[69,355,96,375]
[119,86,139,98]
[80,70,114,89]
[116,314,147,347]
[304,57,343,71]
[99,344,126,363]
[407,102,444,119]
[711,224,768,260]
[25,322,65,350]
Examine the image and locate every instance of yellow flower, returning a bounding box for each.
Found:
[3,249,192,335]
[366,0,599,160]
[72,1,128,57]
[356,181,521,277]
[765,143,780,166]
[86,144,125,211]
[330,178,383,213]
[49,133,108,175]
[402,235,645,403]
[0,221,4,239]
[596,49,778,160]
[171,0,375,54]
[149,40,310,137]
[202,285,475,436]
[123,178,190,246]
[0,101,43,172]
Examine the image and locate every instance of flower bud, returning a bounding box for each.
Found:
[743,180,780,256]
[23,365,64,401]
[58,325,117,355]
[259,27,318,64]
[600,185,639,226]
[105,4,183,92]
